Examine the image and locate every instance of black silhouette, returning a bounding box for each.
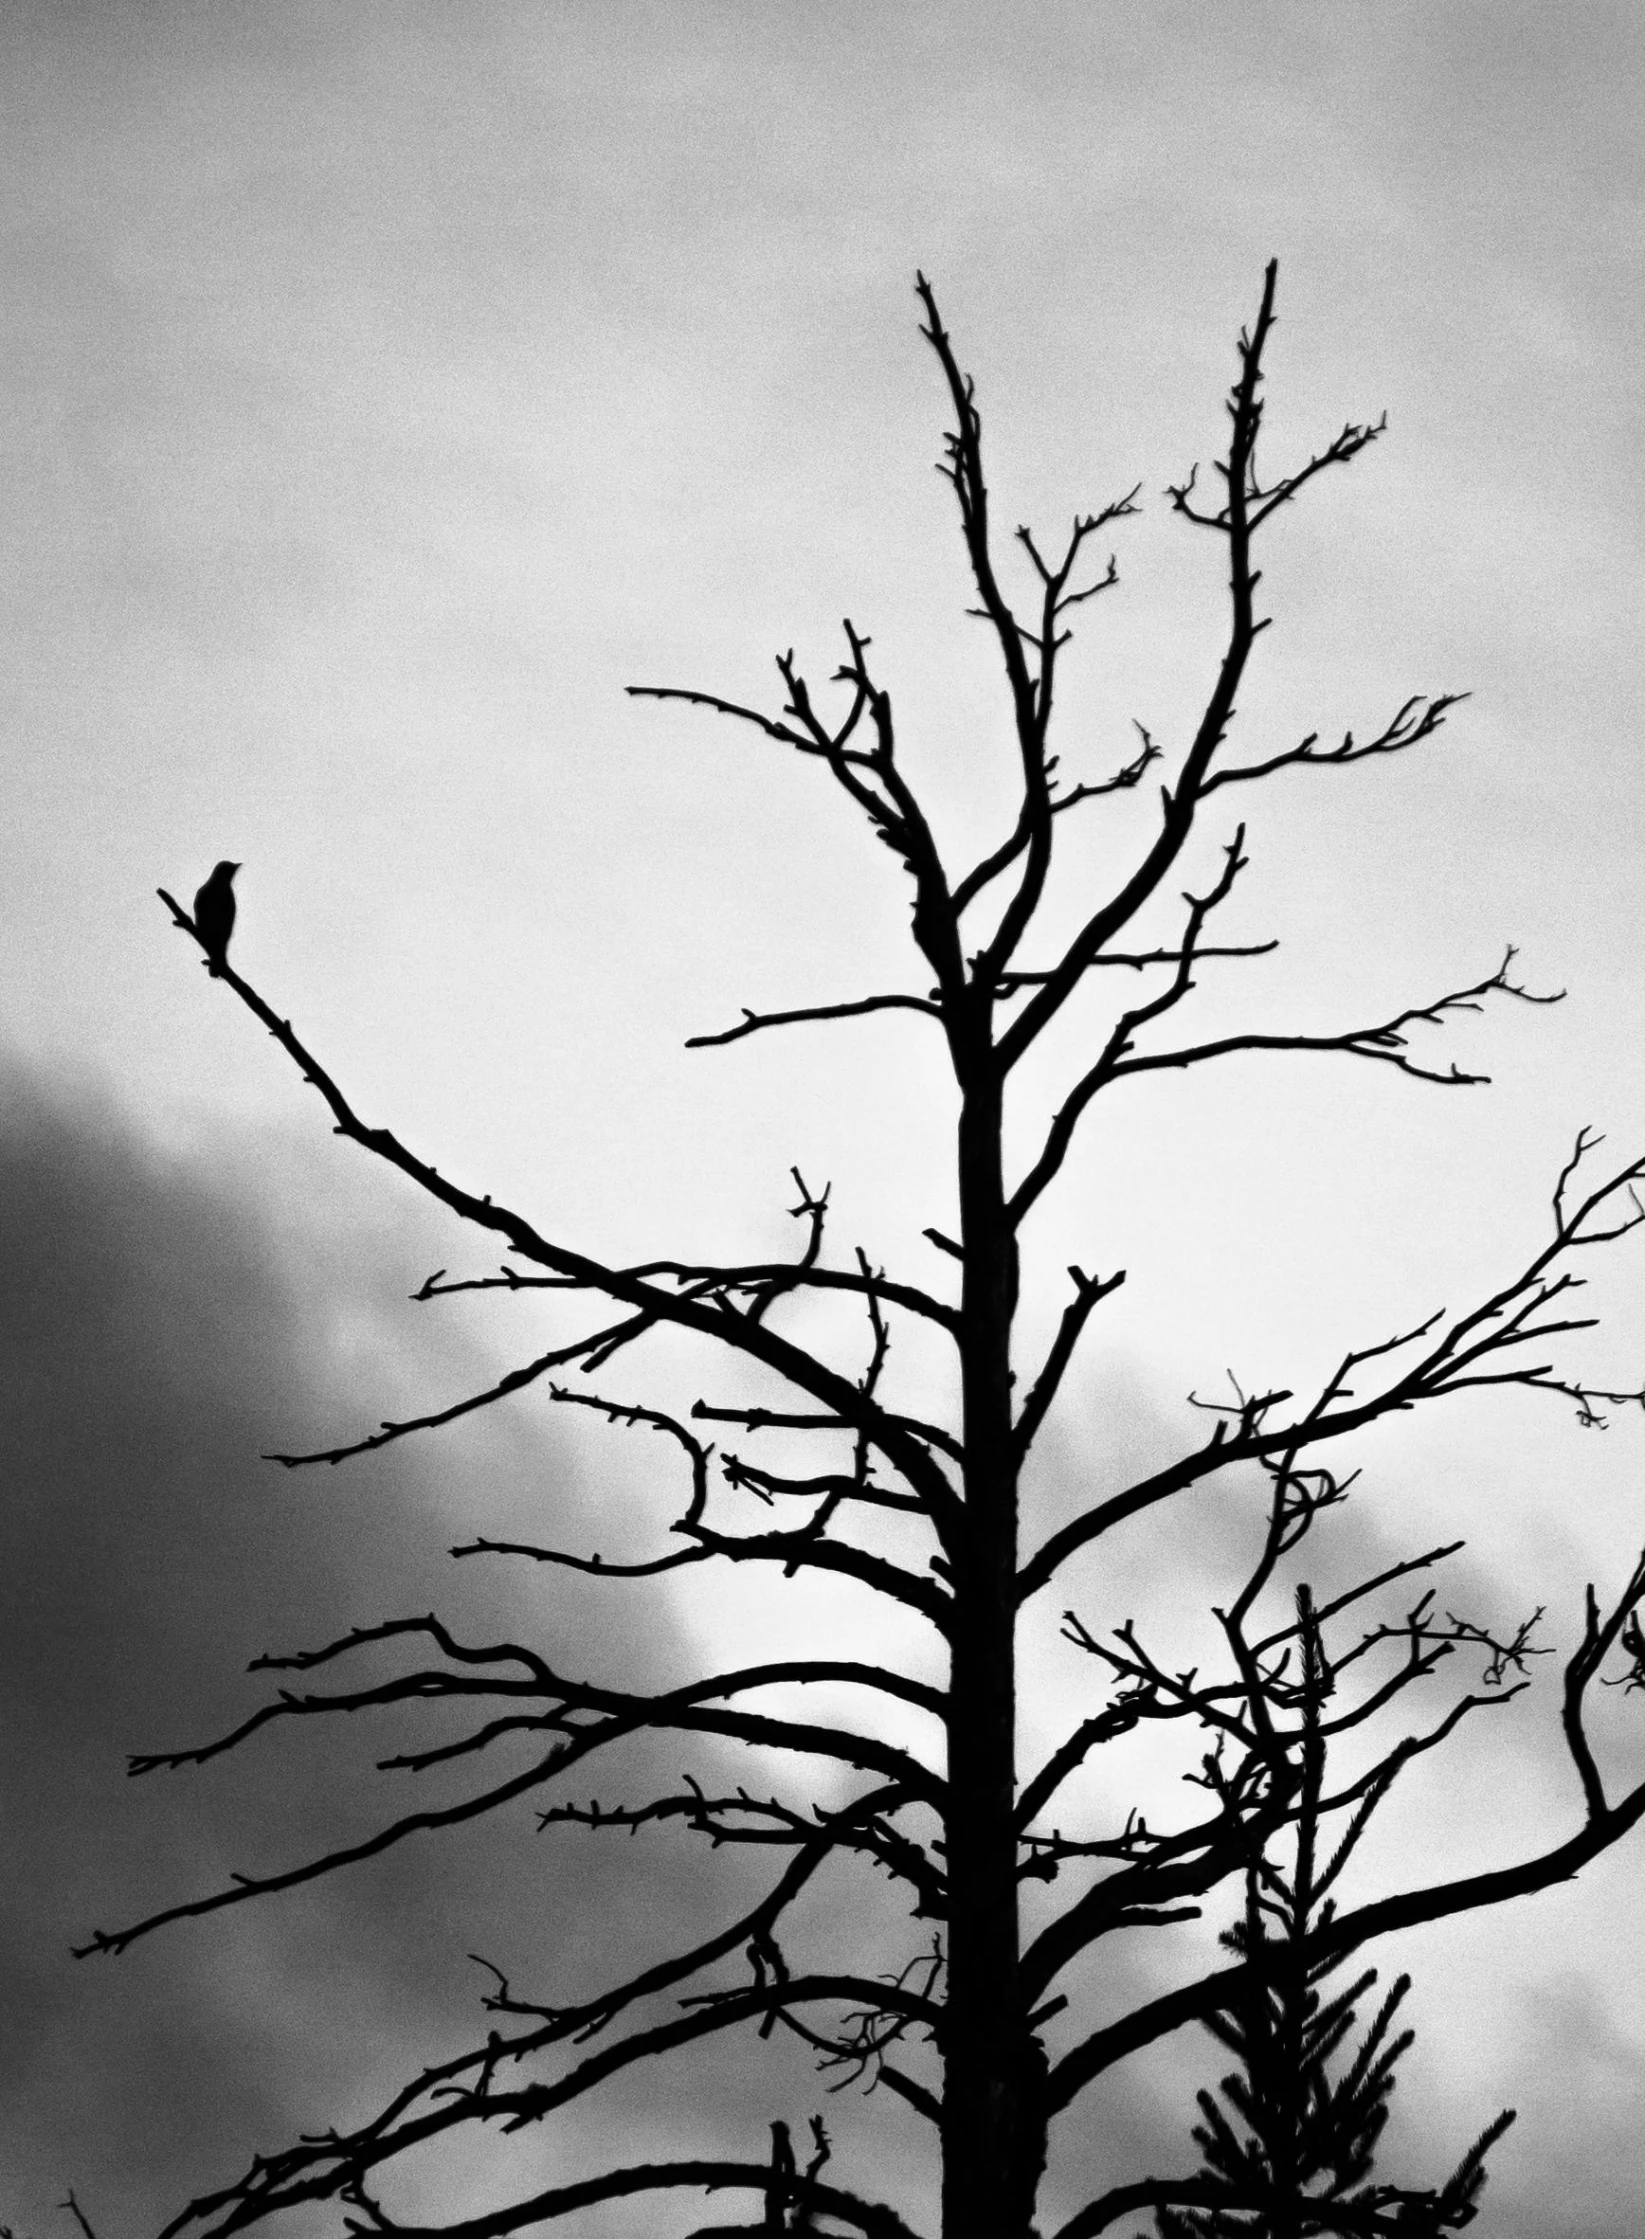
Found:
[1138,1591,1516,2239]
[189,860,240,976]
[113,265,1645,2239]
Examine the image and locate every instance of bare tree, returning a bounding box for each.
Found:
[97,263,1645,2239]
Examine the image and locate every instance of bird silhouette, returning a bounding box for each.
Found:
[193,860,241,975]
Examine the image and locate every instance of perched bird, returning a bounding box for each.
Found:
[193,860,241,975]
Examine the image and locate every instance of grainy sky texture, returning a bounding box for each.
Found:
[3,4,1644,2236]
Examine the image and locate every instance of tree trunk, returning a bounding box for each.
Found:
[942,1077,1043,2237]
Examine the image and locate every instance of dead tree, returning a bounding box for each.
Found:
[100,263,1645,2239]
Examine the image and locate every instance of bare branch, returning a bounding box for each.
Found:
[686,991,943,1049]
[1012,1266,1126,1463]
[151,910,966,1542]
[262,1313,655,1467]
[338,2154,925,2239]
[1022,1141,1645,1602]
[996,940,1277,986]
[1010,827,1253,1224]
[147,261,1645,2239]
[1101,948,1560,1092]
[994,263,1281,1067]
[625,677,871,775]
[1201,692,1464,795]
[77,1741,567,1960]
[692,1398,965,1469]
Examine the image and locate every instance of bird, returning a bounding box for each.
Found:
[193,860,241,975]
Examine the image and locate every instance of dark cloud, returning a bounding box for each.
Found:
[2,1075,1640,2239]
[0,1068,900,2239]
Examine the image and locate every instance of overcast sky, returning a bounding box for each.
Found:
[4,4,1645,2236]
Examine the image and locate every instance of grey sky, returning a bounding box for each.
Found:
[3,4,1644,2235]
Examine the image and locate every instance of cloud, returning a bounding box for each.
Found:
[0,1065,895,2239]
[2,1064,1641,2236]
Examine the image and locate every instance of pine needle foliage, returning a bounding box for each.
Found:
[1156,1592,1515,2239]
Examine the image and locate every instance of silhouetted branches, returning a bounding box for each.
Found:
[131,263,1645,2239]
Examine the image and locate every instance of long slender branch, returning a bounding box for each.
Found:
[996,940,1276,984]
[346,2155,924,2239]
[76,1743,568,1958]
[154,1820,901,2239]
[1052,2177,1225,2239]
[554,1252,960,1337]
[480,1973,942,2136]
[157,1629,951,1793]
[1047,1960,1249,2114]
[453,1528,951,1627]
[1015,1702,1148,1835]
[155,890,964,1542]
[916,279,1147,993]
[686,992,943,1049]
[1020,1144,1645,1601]
[1100,950,1557,1092]
[693,1398,966,1468]
[82,1669,939,1960]
[623,680,873,769]
[543,1783,944,1914]
[1200,691,1463,795]
[262,1313,652,1466]
[417,1176,943,1331]
[81,1598,951,1960]
[994,263,1280,1069]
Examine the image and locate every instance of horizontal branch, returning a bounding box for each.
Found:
[1102,948,1557,1091]
[686,992,942,1049]
[424,1251,960,1339]
[544,1782,945,1915]
[678,1521,954,1630]
[639,1256,959,1336]
[996,941,1277,985]
[349,2154,923,2239]
[692,1398,965,1468]
[200,1626,951,1794]
[1053,2176,1223,2239]
[460,1517,953,1631]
